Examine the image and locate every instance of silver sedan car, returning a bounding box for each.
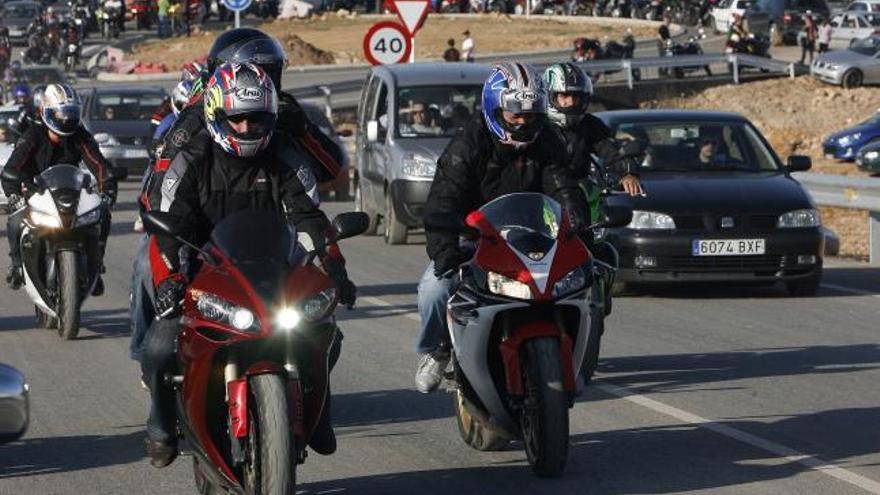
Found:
[812,36,880,88]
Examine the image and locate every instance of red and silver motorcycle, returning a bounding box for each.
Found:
[427,192,631,477]
[141,209,368,495]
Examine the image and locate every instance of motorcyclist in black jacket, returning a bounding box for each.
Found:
[414,61,590,394]
[142,62,348,468]
[3,84,116,291]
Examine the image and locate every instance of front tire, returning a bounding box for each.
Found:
[243,374,295,495]
[843,69,863,89]
[383,191,408,245]
[520,338,569,478]
[354,179,380,236]
[56,250,81,340]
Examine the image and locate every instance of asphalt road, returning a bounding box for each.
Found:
[0,182,878,495]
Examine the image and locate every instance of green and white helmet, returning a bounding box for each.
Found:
[542,62,593,129]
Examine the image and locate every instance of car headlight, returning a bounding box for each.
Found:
[839,133,861,146]
[75,207,102,226]
[778,209,821,228]
[401,154,437,178]
[299,287,337,322]
[628,210,676,230]
[864,150,879,161]
[29,209,62,228]
[93,132,120,146]
[552,267,587,297]
[196,292,257,332]
[487,271,533,299]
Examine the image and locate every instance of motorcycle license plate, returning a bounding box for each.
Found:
[123,149,148,158]
[692,239,765,256]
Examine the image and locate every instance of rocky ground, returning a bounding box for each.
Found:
[643,76,877,260]
[130,13,656,68]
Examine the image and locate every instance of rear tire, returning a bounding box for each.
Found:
[520,338,569,478]
[383,191,408,245]
[56,250,81,340]
[243,374,295,495]
[355,179,380,236]
[454,389,512,452]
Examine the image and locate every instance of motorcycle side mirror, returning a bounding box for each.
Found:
[423,212,481,237]
[332,211,370,241]
[597,205,634,229]
[141,210,185,238]
[0,364,29,445]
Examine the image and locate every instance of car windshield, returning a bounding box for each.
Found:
[3,4,39,16]
[93,92,166,121]
[396,85,481,138]
[849,36,880,55]
[612,120,781,172]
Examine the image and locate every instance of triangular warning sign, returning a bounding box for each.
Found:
[392,0,429,36]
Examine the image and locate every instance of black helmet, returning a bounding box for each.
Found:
[207,28,288,89]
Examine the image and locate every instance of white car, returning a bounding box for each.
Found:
[846,0,880,13]
[830,12,880,46]
[711,0,754,33]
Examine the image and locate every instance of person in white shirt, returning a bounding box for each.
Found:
[461,30,475,63]
[818,18,832,53]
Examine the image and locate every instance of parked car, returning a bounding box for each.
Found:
[597,110,824,296]
[299,101,352,201]
[846,0,880,12]
[711,0,754,33]
[823,112,880,159]
[19,65,72,86]
[79,86,167,175]
[744,0,831,45]
[1,1,43,45]
[356,62,491,244]
[0,363,29,444]
[854,137,880,173]
[828,11,880,46]
[811,35,880,87]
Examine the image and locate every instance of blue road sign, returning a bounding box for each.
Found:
[222,0,252,12]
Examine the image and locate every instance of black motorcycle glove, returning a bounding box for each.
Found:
[155,276,186,319]
[325,259,356,309]
[101,181,118,207]
[8,194,26,212]
[433,248,468,279]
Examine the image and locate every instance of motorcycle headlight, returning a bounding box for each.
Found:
[29,209,62,228]
[627,210,676,230]
[299,287,337,322]
[777,209,821,228]
[274,307,302,332]
[487,271,533,299]
[401,154,437,178]
[75,207,102,226]
[196,292,257,332]
[552,267,588,297]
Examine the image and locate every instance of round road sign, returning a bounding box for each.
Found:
[363,21,412,66]
[222,0,252,12]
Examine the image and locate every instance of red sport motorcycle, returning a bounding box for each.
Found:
[141,209,368,495]
[426,192,631,477]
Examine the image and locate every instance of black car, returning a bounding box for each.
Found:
[0,1,42,45]
[744,0,831,45]
[597,110,824,296]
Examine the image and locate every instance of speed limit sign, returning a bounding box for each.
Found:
[363,21,412,66]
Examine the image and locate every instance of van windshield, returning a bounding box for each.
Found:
[396,85,482,138]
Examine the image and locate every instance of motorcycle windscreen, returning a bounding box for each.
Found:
[209,209,304,301]
[478,192,562,258]
[37,164,89,191]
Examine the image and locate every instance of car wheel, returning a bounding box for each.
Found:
[355,179,380,236]
[842,69,863,89]
[785,272,822,297]
[383,190,408,245]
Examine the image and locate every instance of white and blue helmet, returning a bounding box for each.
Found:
[481,62,547,147]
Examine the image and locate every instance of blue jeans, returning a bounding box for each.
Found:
[415,261,458,355]
[157,16,170,38]
[129,234,154,362]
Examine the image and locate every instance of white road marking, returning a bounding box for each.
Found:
[358,296,420,322]
[358,294,880,494]
[821,283,880,298]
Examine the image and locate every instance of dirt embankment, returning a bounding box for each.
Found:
[643,76,878,261]
[130,13,656,69]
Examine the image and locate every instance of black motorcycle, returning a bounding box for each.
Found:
[1,165,110,339]
[663,31,712,78]
[574,34,642,82]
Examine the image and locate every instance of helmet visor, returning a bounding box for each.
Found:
[45,104,81,135]
[220,111,276,141]
[498,88,547,115]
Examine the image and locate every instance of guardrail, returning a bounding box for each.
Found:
[795,172,880,264]
[575,53,796,89]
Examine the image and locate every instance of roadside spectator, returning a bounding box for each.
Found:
[567,0,577,15]
[461,29,475,62]
[818,17,832,53]
[799,14,817,65]
[657,16,671,56]
[443,38,460,61]
[514,0,524,14]
[157,0,170,38]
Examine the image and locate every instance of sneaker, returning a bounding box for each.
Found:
[5,265,23,290]
[145,437,178,468]
[415,350,450,394]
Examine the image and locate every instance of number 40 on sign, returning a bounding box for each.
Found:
[363,21,412,66]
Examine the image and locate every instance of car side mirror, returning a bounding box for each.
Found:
[598,205,633,229]
[141,211,185,238]
[0,363,29,444]
[332,212,370,240]
[366,120,379,143]
[786,155,812,172]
